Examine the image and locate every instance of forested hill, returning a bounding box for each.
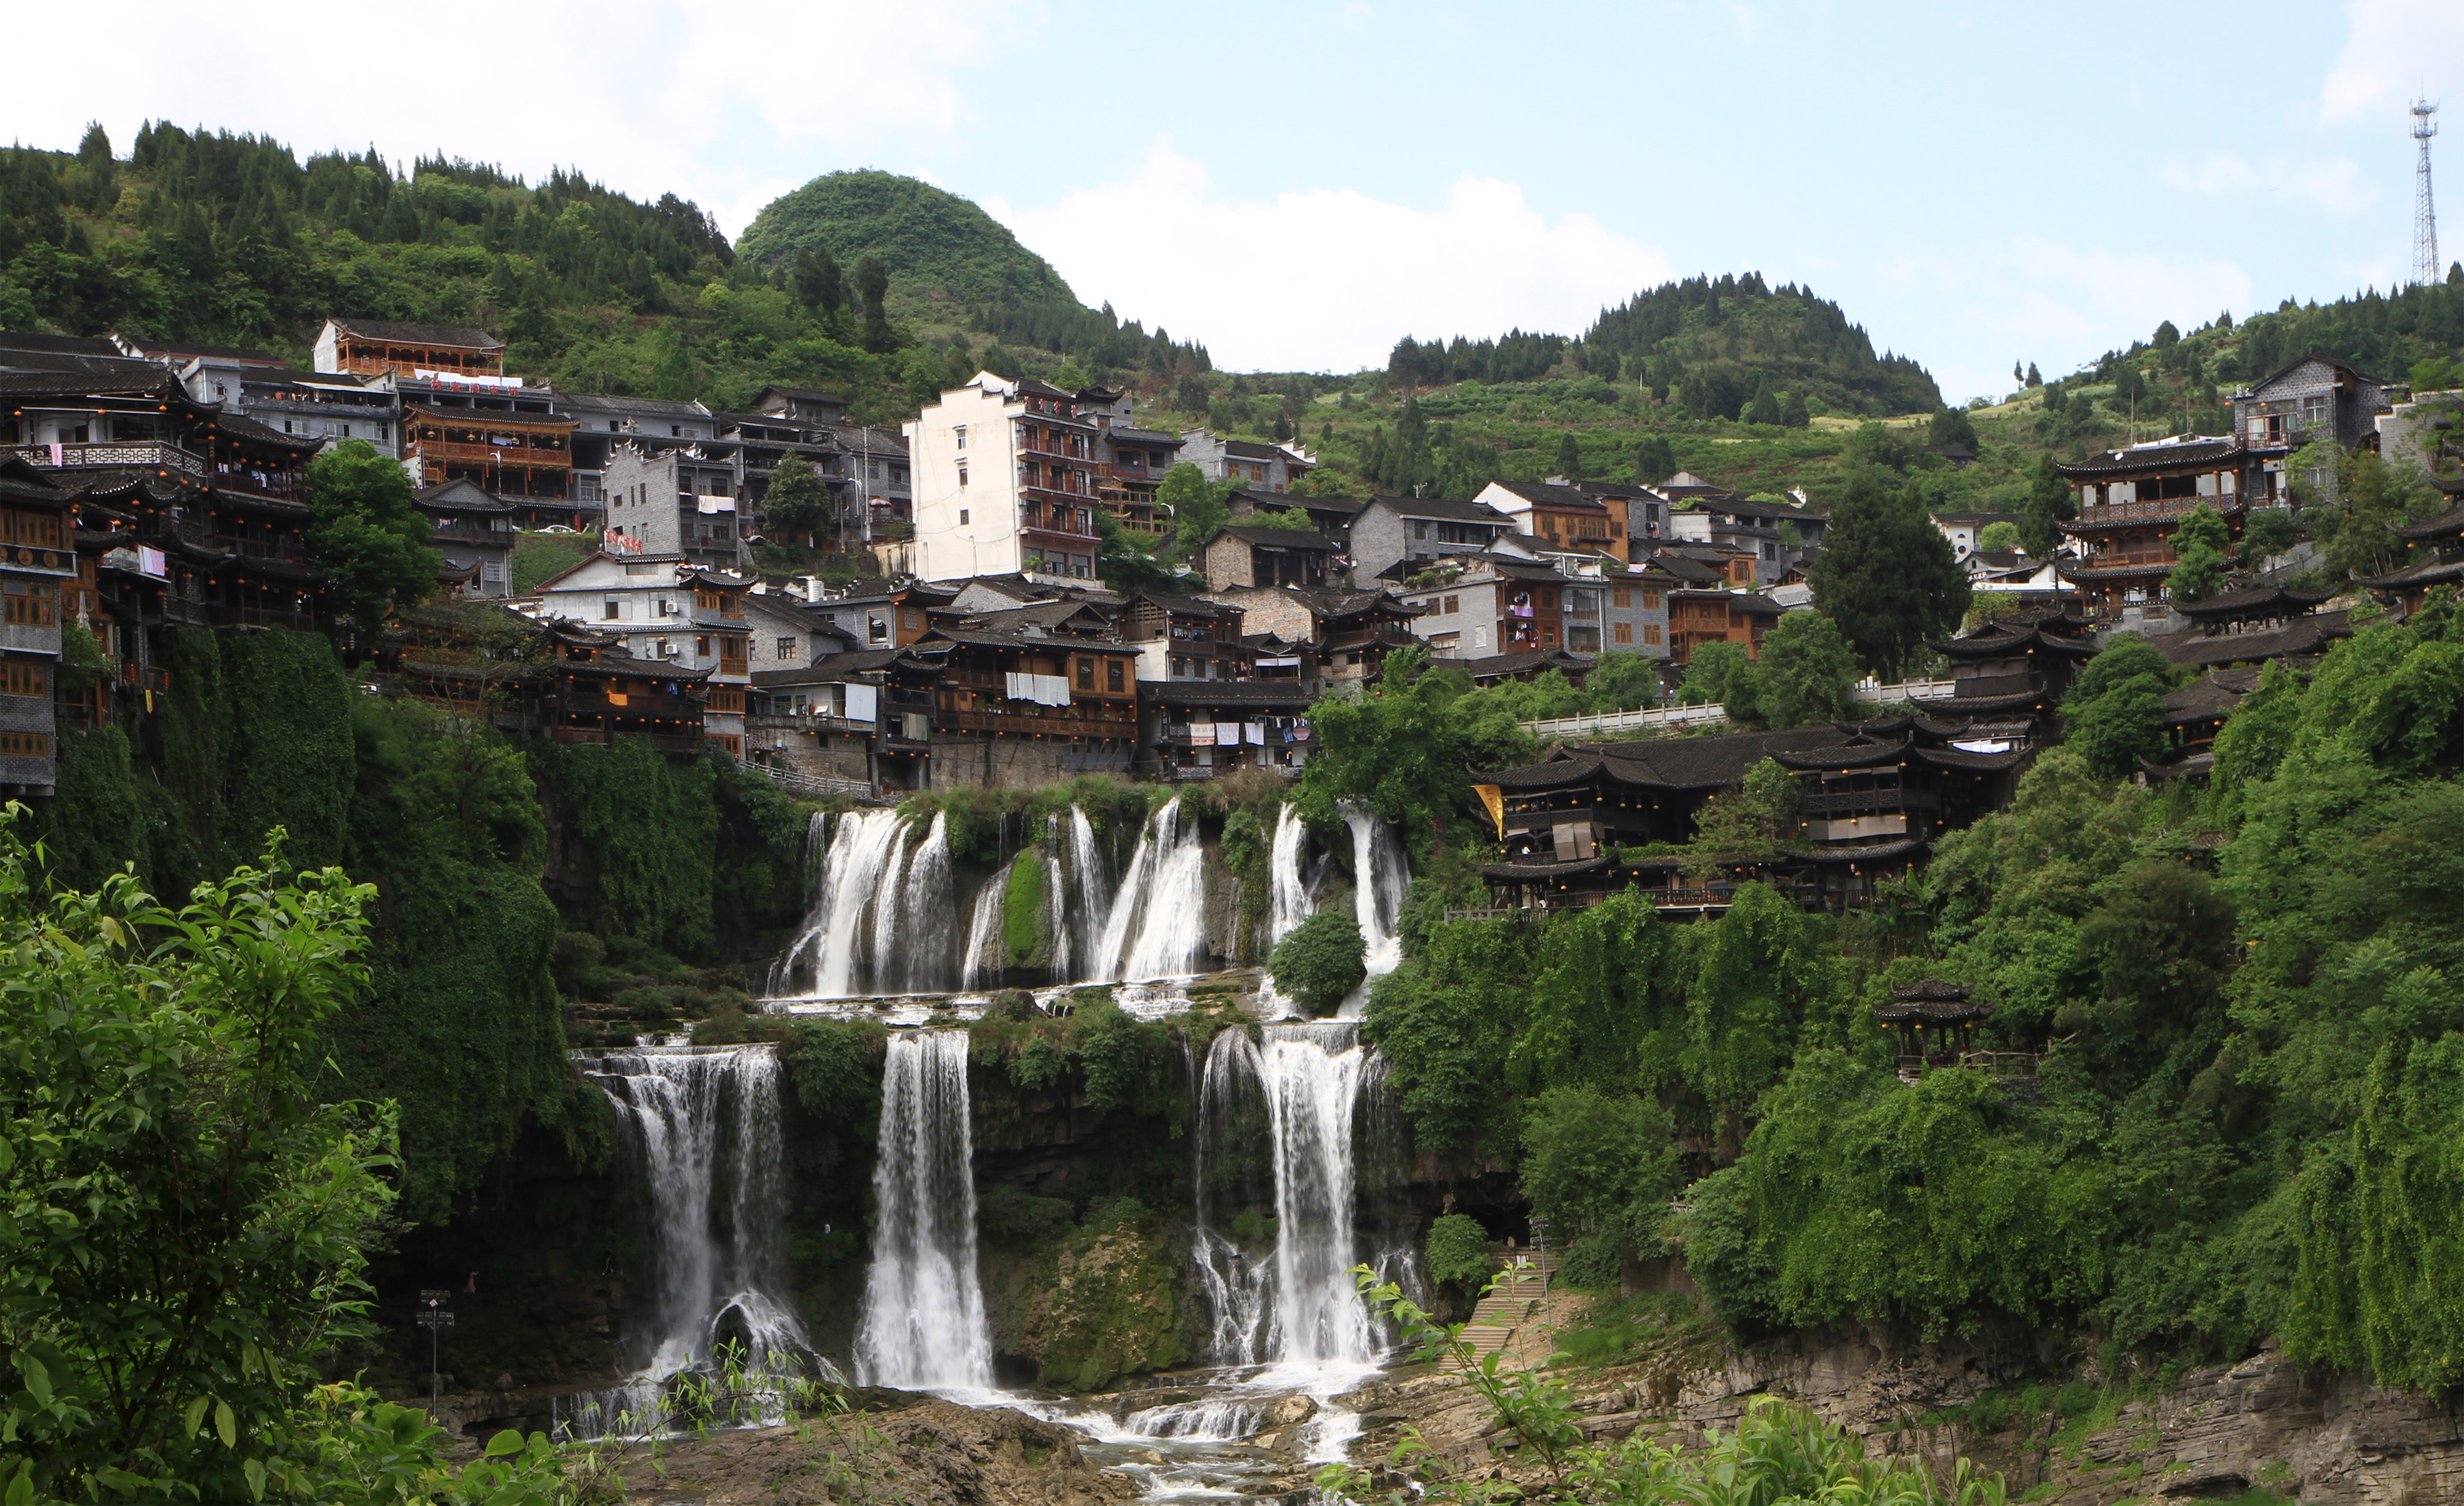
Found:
[734,168,1212,384]
[1385,272,1945,419]
[0,125,1207,426]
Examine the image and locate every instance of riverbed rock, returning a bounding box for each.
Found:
[617,1397,1138,1505]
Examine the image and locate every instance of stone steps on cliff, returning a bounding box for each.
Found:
[1453,1253,1562,1366]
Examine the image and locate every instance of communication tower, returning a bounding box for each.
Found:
[2413,100,2440,287]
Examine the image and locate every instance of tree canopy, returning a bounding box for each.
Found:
[1806,467,1970,678]
[304,439,439,635]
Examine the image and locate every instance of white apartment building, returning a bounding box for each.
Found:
[904,372,1106,584]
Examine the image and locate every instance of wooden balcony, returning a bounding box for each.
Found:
[16,442,205,476]
[409,439,572,468]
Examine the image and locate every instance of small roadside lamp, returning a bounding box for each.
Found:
[418,1290,456,1408]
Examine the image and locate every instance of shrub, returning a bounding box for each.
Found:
[1425,1212,1495,1290]
[1268,910,1367,1014]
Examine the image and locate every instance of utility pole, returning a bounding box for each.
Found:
[2413,100,2441,288]
[418,1290,456,1409]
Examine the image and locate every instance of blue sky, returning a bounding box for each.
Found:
[11,1,2460,402]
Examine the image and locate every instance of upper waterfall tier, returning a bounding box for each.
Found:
[765,799,1409,1003]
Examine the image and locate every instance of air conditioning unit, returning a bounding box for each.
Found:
[660,643,680,658]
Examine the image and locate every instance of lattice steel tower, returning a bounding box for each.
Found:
[2413,100,2440,286]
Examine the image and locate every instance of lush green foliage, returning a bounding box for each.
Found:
[1809,465,1971,677]
[1268,910,1368,1014]
[0,823,398,1502]
[1519,1086,1680,1287]
[1722,611,1861,728]
[761,451,834,545]
[2061,633,2178,779]
[1424,1213,1495,1291]
[305,439,441,635]
[1322,1269,2008,1505]
[1298,643,1533,843]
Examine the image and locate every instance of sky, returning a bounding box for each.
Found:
[7,1,2461,403]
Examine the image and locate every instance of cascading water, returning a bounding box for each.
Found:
[773,808,906,998]
[1066,806,1110,971]
[1261,1023,1378,1365]
[959,855,1015,991]
[1342,802,1411,982]
[1093,799,1210,983]
[854,1030,993,1390]
[561,1046,810,1438]
[1267,804,1311,946]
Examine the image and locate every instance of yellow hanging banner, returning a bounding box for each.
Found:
[1472,783,1505,839]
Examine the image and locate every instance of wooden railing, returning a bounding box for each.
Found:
[16,442,205,476]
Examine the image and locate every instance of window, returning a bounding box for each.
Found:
[777,636,797,659]
[1643,624,1663,646]
[958,508,969,525]
[0,659,44,697]
[1641,590,1662,610]
[1077,656,1096,690]
[1613,622,1633,645]
[0,730,48,758]
[697,636,712,656]
[1613,587,1631,608]
[656,597,672,616]
[953,426,967,450]
[956,462,968,487]
[1107,657,1124,693]
[1413,520,1428,539]
[339,424,351,439]
[1474,626,1489,648]
[1442,595,1459,615]
[604,599,621,620]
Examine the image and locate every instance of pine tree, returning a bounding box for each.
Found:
[2027,362,2042,387]
[2020,454,2077,557]
[853,253,893,353]
[1554,432,1581,478]
[1806,468,1970,678]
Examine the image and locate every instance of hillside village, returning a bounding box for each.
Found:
[3,309,2460,919]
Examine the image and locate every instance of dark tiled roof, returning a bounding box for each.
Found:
[2355,550,2464,590]
[329,317,501,348]
[2161,672,2251,726]
[1480,855,1614,881]
[216,411,323,451]
[2148,611,2355,668]
[2389,503,2464,540]
[2055,439,2245,476]
[1480,724,1847,793]
[1893,978,1974,1001]
[1129,591,1239,617]
[1488,480,1609,512]
[1146,680,1314,708]
[921,625,1139,653]
[1218,438,1284,461]
[1108,426,1183,445]
[1210,526,1339,550]
[143,341,286,364]
[0,331,120,357]
[2171,585,2333,620]
[1361,494,1513,524]
[1435,648,1593,678]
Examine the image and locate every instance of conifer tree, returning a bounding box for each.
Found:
[1554,432,1580,478]
[1807,468,1969,678]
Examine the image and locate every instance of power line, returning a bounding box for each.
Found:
[2412,99,2441,287]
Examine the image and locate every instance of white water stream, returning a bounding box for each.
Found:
[559,1045,812,1438]
[854,1029,993,1390]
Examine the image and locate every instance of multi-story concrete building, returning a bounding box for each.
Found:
[1350,495,1515,584]
[1178,431,1316,493]
[600,444,747,572]
[905,373,1105,584]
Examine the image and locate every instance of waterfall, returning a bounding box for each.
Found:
[563,1046,810,1438]
[1188,1021,1409,1370]
[896,813,955,994]
[1095,800,1210,982]
[1267,804,1312,947]
[777,808,907,998]
[1044,846,1072,982]
[1261,1023,1377,1365]
[855,1030,992,1390]
[959,856,1014,991]
[1066,806,1109,974]
[1342,802,1411,981]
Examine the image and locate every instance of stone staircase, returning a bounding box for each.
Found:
[1454,1250,1559,1365]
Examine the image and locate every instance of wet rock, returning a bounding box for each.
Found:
[1262,1394,1319,1429]
[624,1397,1138,1505]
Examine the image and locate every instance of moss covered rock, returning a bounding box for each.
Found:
[990,1214,1195,1392]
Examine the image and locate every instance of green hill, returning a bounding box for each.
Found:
[736,169,1073,316]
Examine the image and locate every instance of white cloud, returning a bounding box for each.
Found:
[0,1,1014,237]
[2320,0,2464,123]
[2157,152,2376,215]
[991,141,1671,372]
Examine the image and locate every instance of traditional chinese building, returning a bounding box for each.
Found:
[2053,436,2267,618]
[313,318,504,381]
